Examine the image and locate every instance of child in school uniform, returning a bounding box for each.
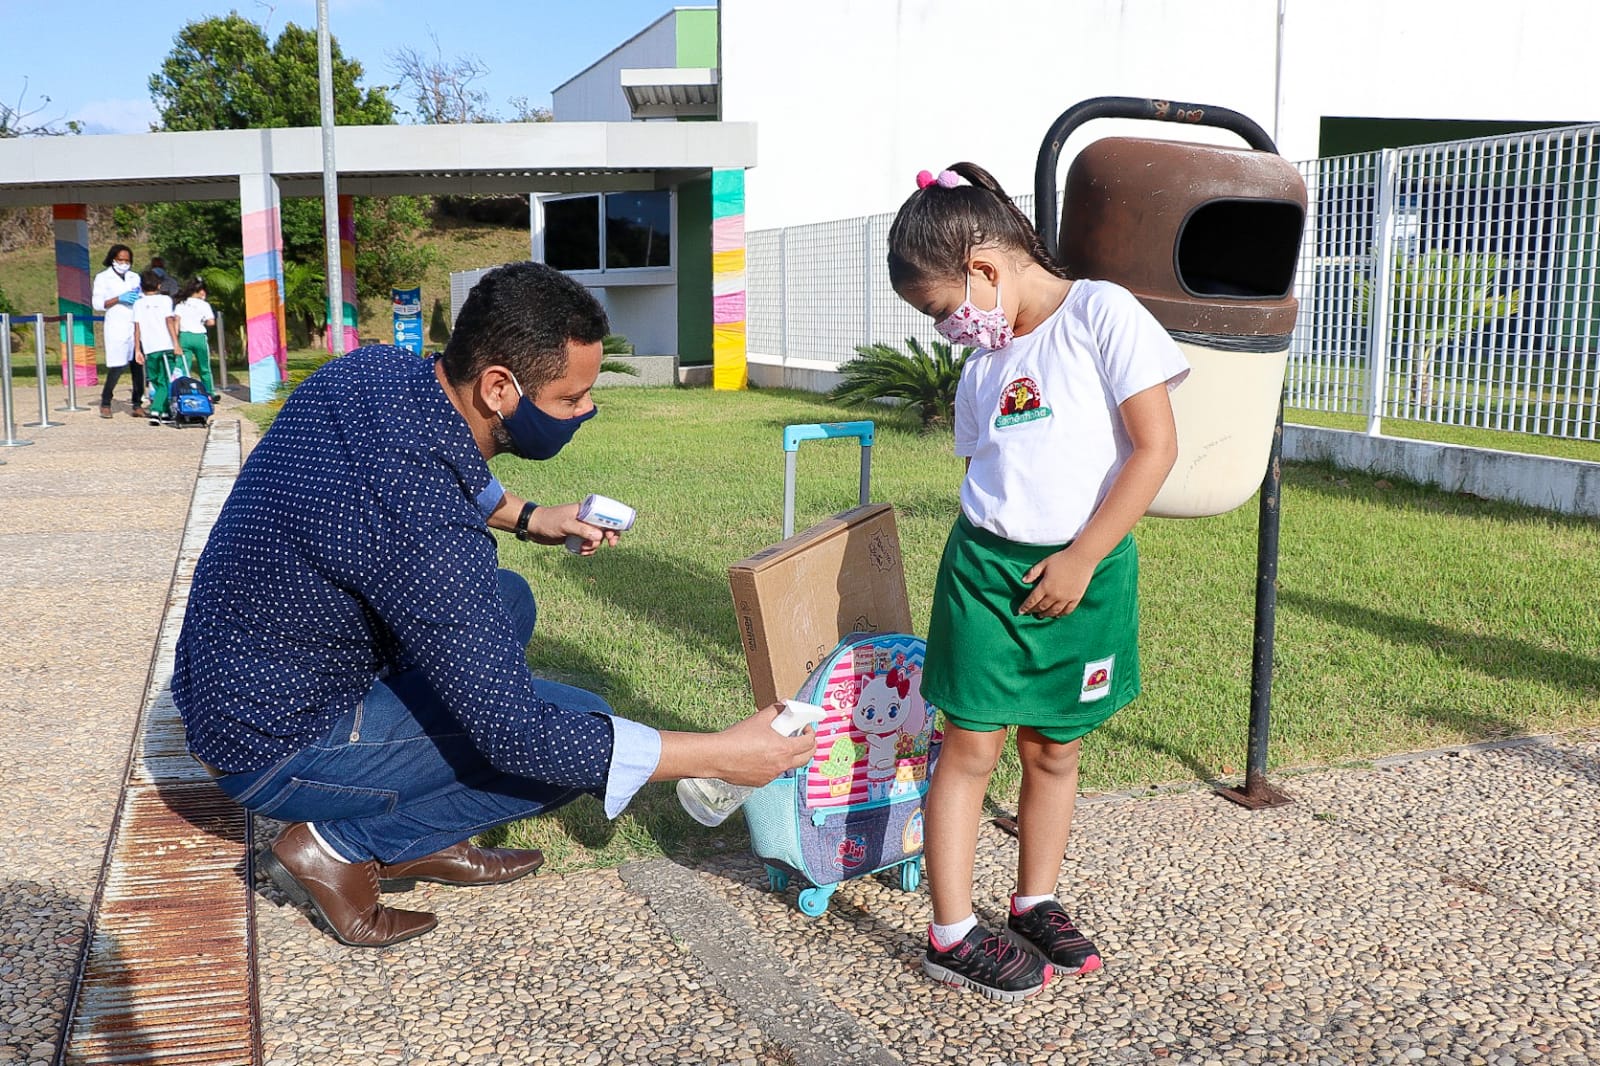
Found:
[887,163,1189,1002]
[132,270,182,425]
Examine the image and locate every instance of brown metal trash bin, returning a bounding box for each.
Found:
[1042,102,1307,517]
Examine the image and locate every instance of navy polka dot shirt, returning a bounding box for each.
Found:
[173,346,659,816]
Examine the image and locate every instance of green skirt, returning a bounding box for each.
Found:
[922,515,1140,743]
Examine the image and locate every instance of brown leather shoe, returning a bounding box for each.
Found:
[377,840,545,888]
[98,405,112,419]
[261,823,437,947]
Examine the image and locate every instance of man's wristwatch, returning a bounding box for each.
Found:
[513,501,539,541]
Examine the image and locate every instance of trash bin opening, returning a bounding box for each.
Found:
[1175,198,1303,300]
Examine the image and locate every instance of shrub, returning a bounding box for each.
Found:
[829,336,973,429]
[428,297,451,344]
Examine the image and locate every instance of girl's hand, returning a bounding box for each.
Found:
[1018,547,1096,618]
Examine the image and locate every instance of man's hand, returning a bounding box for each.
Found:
[523,501,617,554]
[652,704,817,787]
[1017,545,1097,619]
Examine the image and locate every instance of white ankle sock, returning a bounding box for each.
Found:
[307,823,355,863]
[1012,893,1054,913]
[929,914,977,948]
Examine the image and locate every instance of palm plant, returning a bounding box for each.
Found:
[1361,249,1522,408]
[829,336,973,429]
[199,266,246,356]
[600,332,639,377]
[281,261,327,348]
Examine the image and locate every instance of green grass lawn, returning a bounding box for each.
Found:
[409,385,1600,871]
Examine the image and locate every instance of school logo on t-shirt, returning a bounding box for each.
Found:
[994,376,1052,428]
[1080,656,1115,702]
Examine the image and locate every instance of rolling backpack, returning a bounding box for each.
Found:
[742,631,943,916]
[163,351,214,427]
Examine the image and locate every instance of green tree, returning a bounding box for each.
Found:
[145,14,414,306]
[354,195,435,298]
[148,14,392,132]
[830,337,973,429]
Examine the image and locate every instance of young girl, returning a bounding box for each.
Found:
[889,163,1189,1002]
[174,277,220,401]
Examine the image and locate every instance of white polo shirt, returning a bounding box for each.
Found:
[953,279,1190,545]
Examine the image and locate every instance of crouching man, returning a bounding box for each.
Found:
[173,262,812,946]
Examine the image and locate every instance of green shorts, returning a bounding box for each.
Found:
[922,515,1141,744]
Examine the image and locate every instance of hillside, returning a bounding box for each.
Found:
[0,218,532,354]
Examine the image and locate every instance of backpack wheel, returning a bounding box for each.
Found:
[797,885,835,917]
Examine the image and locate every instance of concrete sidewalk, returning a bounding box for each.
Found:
[4,396,1598,1066]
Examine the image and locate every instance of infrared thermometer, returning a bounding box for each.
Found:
[565,494,637,554]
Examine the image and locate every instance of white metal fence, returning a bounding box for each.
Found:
[748,124,1600,442]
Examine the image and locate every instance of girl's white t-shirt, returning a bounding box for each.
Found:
[176,297,214,334]
[953,279,1190,545]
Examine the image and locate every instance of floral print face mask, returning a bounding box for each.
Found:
[933,275,1013,351]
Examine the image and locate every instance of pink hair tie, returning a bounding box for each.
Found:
[915,169,962,190]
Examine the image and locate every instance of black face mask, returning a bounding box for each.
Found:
[499,373,596,460]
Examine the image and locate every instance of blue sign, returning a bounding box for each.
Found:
[392,287,423,355]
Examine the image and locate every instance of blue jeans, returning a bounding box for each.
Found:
[214,570,608,863]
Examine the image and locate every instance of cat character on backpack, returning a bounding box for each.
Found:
[741,632,942,917]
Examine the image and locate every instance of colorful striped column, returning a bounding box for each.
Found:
[711,168,747,391]
[53,204,97,387]
[325,194,359,353]
[241,172,287,401]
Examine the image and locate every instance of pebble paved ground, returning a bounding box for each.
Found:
[0,392,207,1065]
[6,390,1598,1066]
[250,731,1600,1066]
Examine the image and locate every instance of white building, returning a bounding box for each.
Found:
[718,0,1594,230]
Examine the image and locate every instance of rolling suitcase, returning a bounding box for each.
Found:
[742,631,942,916]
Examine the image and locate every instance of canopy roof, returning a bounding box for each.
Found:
[0,121,757,206]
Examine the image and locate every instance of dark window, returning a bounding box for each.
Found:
[605,191,672,269]
[544,196,600,272]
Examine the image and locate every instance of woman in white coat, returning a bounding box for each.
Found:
[93,244,145,418]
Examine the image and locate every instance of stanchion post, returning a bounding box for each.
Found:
[0,314,35,448]
[59,313,87,412]
[215,311,228,392]
[24,313,63,429]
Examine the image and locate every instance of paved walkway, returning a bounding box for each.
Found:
[3,391,1597,1066]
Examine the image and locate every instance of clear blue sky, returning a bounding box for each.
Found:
[5,0,688,135]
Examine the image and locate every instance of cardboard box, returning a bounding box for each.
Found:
[728,503,914,709]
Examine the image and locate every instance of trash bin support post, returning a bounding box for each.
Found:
[1033,95,1293,810]
[1217,395,1291,809]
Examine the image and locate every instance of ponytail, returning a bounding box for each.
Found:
[886,161,1068,291]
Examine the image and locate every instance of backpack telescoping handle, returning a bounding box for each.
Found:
[781,421,875,539]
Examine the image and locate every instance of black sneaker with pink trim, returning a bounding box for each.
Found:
[922,924,1052,1002]
[1007,900,1102,974]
